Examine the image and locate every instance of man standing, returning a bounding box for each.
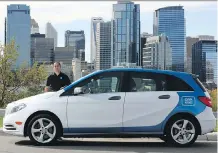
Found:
[44,62,71,92]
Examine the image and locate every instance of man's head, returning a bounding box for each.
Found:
[53,62,61,74]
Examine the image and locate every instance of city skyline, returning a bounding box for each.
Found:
[0,1,217,62]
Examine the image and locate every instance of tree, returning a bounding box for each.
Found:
[0,41,48,108]
[210,89,217,112]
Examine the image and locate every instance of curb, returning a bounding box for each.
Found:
[0,128,217,141]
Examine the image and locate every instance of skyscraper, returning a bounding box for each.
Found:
[192,40,217,83]
[45,22,58,47]
[95,21,111,70]
[111,1,140,67]
[4,17,6,46]
[7,4,31,68]
[91,17,104,64]
[54,46,75,66]
[31,19,39,34]
[153,6,186,72]
[141,32,152,66]
[143,34,172,70]
[65,30,85,61]
[186,37,199,73]
[31,33,54,66]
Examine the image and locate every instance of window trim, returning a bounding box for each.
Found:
[60,71,125,96]
[125,71,194,92]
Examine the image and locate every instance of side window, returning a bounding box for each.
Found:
[69,72,123,95]
[128,72,165,92]
[166,75,193,91]
[127,72,193,92]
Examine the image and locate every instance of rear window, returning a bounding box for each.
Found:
[166,75,194,91]
[192,76,207,92]
[127,72,194,92]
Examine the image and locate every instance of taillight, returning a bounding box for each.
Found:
[198,96,212,107]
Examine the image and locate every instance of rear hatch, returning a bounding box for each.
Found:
[192,74,212,108]
[192,74,210,97]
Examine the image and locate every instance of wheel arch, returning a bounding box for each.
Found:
[24,110,64,137]
[163,112,202,135]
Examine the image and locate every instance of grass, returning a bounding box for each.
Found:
[0,117,2,128]
[214,120,218,132]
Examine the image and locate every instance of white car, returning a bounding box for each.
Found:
[3,68,216,147]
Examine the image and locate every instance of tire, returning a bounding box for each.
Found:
[165,116,198,147]
[159,135,168,143]
[27,114,60,145]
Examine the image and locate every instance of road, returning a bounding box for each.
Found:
[0,135,217,153]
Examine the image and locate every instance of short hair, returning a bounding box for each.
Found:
[54,62,61,67]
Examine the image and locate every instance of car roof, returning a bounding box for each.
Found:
[64,68,193,91]
[97,68,191,77]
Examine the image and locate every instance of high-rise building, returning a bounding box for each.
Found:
[54,46,75,66]
[31,19,39,34]
[186,37,199,73]
[65,30,85,61]
[192,40,217,83]
[91,17,104,64]
[7,4,31,68]
[31,33,54,66]
[111,1,141,67]
[45,22,58,47]
[153,6,186,72]
[4,17,6,46]
[72,58,82,81]
[95,21,111,70]
[198,35,215,41]
[141,32,152,66]
[143,34,172,70]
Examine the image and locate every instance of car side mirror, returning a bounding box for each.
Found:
[74,87,83,95]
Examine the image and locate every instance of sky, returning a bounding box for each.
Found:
[0,1,217,62]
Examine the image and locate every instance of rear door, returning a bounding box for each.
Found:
[123,71,181,133]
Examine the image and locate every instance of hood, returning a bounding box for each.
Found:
[8,91,57,107]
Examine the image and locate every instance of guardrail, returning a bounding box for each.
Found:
[0,109,5,117]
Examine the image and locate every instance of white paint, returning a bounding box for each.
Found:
[123,91,179,127]
[67,93,125,128]
[196,106,216,135]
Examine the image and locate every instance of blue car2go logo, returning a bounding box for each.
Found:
[182,96,195,106]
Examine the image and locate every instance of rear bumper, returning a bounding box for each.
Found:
[196,107,216,135]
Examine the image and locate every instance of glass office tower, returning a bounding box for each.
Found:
[7,4,31,69]
[153,6,186,72]
[192,40,217,83]
[111,1,140,67]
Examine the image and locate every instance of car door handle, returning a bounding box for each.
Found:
[158,95,170,99]
[108,96,121,100]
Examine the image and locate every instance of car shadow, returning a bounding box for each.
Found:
[15,139,217,153]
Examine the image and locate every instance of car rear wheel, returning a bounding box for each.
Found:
[27,114,60,145]
[165,116,198,147]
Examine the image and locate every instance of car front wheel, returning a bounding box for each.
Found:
[165,116,198,147]
[27,114,60,145]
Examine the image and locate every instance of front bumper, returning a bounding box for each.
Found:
[3,112,26,136]
[196,107,216,135]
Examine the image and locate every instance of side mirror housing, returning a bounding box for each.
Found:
[74,87,83,95]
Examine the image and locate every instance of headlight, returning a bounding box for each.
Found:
[11,103,26,114]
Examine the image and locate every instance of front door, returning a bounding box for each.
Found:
[65,71,125,134]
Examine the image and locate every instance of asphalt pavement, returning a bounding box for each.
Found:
[0,135,217,153]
